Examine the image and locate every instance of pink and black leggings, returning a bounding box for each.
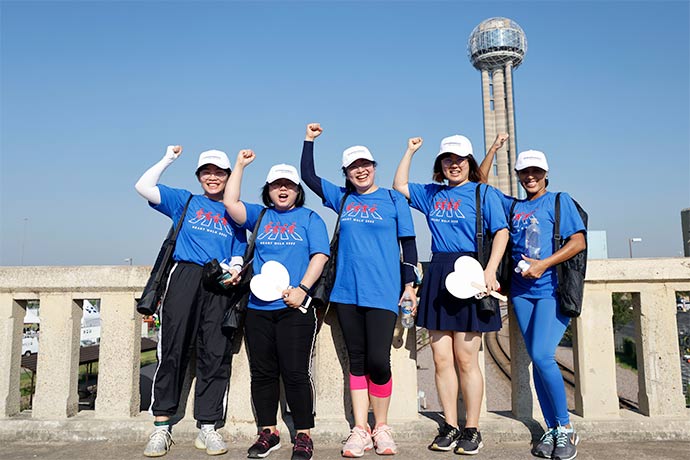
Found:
[333,303,397,398]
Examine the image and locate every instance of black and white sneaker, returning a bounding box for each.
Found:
[551,425,579,460]
[453,427,483,455]
[531,427,557,458]
[291,432,314,460]
[429,422,461,451]
[248,428,281,458]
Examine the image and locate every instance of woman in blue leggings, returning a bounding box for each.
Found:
[482,148,586,460]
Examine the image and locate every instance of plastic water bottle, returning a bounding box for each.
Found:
[514,260,531,273]
[525,217,541,259]
[400,294,415,329]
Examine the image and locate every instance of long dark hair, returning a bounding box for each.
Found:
[433,154,485,184]
[261,183,306,208]
[341,161,378,192]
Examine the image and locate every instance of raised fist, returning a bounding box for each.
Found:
[166,145,183,158]
[306,123,323,141]
[408,137,423,153]
[492,133,509,150]
[236,149,255,167]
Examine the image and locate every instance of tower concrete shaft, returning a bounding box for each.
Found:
[481,64,519,197]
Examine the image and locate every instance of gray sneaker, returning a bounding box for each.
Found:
[531,428,556,458]
[552,425,579,460]
[195,428,228,456]
[144,428,174,457]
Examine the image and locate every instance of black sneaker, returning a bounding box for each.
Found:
[453,427,483,455]
[551,426,578,460]
[291,432,314,460]
[248,428,281,458]
[531,428,556,458]
[429,422,461,451]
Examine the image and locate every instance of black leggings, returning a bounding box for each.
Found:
[333,303,397,385]
[244,307,317,430]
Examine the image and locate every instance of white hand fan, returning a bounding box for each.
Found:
[250,261,290,302]
[445,256,507,302]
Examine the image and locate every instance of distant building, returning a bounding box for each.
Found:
[681,208,690,257]
[587,230,608,259]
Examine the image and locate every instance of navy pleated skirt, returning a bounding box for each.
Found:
[416,252,502,333]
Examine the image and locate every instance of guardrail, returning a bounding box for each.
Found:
[1,259,688,425]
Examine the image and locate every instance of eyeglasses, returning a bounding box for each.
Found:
[199,170,228,179]
[441,157,467,167]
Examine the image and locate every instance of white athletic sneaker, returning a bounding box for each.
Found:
[195,428,228,456]
[144,428,174,457]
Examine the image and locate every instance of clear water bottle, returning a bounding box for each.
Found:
[400,294,415,329]
[525,217,541,259]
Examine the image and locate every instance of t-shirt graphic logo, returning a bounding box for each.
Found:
[431,199,465,219]
[188,208,235,235]
[344,203,383,220]
[512,211,535,232]
[257,222,304,241]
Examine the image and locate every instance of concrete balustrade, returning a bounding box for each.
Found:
[0,259,688,433]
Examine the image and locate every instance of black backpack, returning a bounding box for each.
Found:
[553,192,588,317]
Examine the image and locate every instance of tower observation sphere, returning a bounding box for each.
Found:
[467,17,527,197]
[468,17,527,70]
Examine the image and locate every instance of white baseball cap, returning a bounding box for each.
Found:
[266,164,300,185]
[197,149,231,170]
[342,145,375,168]
[438,135,473,158]
[515,150,549,172]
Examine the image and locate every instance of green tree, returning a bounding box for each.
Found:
[612,292,634,331]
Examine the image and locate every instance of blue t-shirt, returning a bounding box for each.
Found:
[243,203,330,311]
[408,182,508,253]
[501,191,586,298]
[321,179,416,314]
[152,185,247,266]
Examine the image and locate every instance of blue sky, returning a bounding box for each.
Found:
[1,0,689,265]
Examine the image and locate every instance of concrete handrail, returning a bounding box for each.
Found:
[1,258,688,424]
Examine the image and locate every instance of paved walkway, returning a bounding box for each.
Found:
[2,439,689,460]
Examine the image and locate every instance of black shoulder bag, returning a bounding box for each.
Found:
[554,193,588,317]
[221,208,268,346]
[475,184,502,315]
[311,193,350,310]
[137,195,193,316]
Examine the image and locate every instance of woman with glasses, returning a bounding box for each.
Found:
[224,150,330,460]
[300,123,418,457]
[393,135,508,456]
[135,146,247,457]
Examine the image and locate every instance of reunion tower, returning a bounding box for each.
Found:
[468,17,527,197]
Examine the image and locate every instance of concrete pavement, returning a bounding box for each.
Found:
[2,439,690,460]
[2,409,690,459]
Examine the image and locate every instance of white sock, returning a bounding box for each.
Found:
[201,424,215,432]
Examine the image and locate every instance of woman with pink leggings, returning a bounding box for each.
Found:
[300,123,418,457]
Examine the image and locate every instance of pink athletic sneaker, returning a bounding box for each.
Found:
[342,426,373,458]
[372,424,397,455]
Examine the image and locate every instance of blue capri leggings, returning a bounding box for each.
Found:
[511,296,570,427]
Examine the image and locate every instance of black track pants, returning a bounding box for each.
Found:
[149,262,232,428]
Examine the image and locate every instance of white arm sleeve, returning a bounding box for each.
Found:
[229,255,244,271]
[134,146,180,205]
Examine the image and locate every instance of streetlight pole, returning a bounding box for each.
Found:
[628,237,642,258]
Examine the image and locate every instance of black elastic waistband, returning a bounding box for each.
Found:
[430,252,477,263]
